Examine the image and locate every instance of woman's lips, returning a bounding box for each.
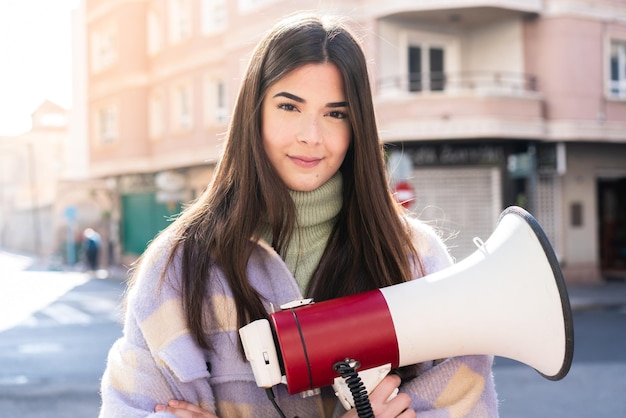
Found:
[289,155,322,168]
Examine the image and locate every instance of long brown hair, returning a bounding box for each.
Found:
[130,14,421,349]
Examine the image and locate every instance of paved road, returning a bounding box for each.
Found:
[0,270,125,418]
[1,250,625,417]
[493,308,626,418]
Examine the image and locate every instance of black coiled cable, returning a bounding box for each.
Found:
[333,360,374,418]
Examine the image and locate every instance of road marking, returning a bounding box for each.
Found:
[40,303,92,325]
[0,272,88,332]
[0,375,29,386]
[18,342,64,354]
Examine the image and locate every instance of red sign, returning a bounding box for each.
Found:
[394,181,415,208]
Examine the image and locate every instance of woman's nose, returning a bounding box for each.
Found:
[297,115,322,145]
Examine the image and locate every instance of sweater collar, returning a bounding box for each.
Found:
[288,172,343,228]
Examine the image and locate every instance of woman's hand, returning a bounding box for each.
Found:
[154,400,218,418]
[341,374,416,418]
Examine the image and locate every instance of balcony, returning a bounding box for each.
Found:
[365,1,542,22]
[374,70,544,142]
[380,70,537,95]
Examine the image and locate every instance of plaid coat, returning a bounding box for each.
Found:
[99,217,498,418]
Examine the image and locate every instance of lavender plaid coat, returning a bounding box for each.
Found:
[99,218,498,417]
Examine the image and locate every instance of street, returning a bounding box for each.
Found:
[0,256,125,418]
[0,260,625,417]
[494,308,626,417]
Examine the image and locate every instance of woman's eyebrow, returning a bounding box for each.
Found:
[327,101,349,108]
[273,92,304,103]
[272,91,348,108]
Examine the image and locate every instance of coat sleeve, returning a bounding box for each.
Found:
[399,355,498,417]
[99,237,215,418]
[399,217,499,417]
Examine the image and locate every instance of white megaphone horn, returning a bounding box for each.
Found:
[239,206,574,408]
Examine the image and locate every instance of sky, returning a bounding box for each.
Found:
[0,0,80,136]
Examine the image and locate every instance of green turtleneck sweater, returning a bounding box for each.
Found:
[260,173,343,294]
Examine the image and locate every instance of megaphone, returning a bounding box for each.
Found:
[239,206,574,409]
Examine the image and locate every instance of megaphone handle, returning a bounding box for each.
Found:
[333,360,374,417]
[332,362,396,416]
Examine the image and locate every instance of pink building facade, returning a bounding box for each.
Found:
[79,0,626,283]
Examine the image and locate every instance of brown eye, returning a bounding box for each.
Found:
[328,110,348,119]
[278,103,298,112]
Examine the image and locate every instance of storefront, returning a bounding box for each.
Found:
[387,140,562,262]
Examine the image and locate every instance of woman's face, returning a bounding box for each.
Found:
[261,63,351,192]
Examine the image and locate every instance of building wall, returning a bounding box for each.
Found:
[463,18,525,75]
[560,142,626,283]
[524,10,626,140]
[77,0,626,282]
[524,16,605,120]
[0,104,70,257]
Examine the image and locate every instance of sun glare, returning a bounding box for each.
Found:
[0,0,80,136]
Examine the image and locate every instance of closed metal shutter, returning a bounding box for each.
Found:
[405,167,502,262]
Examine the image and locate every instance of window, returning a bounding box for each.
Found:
[610,40,626,99]
[90,25,117,72]
[201,0,227,35]
[216,81,226,122]
[203,76,227,124]
[147,10,164,55]
[430,48,445,91]
[408,45,445,92]
[169,0,192,44]
[408,46,421,92]
[96,106,118,144]
[149,93,164,139]
[172,83,193,131]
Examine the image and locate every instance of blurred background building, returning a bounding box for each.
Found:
[0,101,69,257]
[3,0,624,284]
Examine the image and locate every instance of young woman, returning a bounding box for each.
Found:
[99,13,498,418]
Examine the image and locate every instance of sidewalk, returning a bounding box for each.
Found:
[566,281,626,312]
[0,249,130,281]
[105,264,132,282]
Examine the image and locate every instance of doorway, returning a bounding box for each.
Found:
[121,192,181,256]
[598,177,626,280]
